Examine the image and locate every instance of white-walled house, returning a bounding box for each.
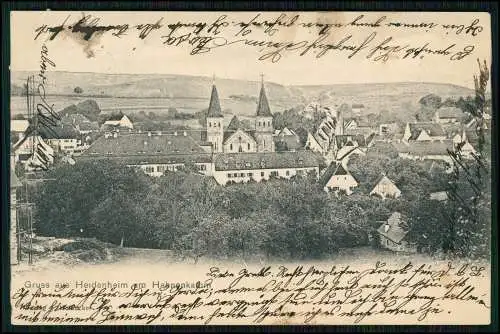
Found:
[369,174,402,199]
[434,107,463,124]
[78,131,213,177]
[377,212,417,253]
[103,114,134,129]
[403,122,446,142]
[320,163,358,195]
[212,151,321,185]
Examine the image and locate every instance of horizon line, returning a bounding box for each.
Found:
[10,69,477,90]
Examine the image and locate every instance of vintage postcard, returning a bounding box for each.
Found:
[8,10,493,326]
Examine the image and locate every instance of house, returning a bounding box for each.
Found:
[212,151,322,185]
[369,174,402,199]
[39,123,81,155]
[434,106,463,124]
[377,212,417,253]
[103,114,134,130]
[319,163,358,195]
[78,131,213,177]
[403,122,446,142]
[392,140,454,165]
[273,127,302,151]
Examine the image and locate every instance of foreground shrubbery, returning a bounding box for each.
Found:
[31,159,490,261]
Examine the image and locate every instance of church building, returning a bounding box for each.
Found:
[205,77,275,153]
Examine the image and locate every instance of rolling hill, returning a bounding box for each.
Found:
[10,71,477,122]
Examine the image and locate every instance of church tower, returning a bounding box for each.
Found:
[206,78,224,153]
[254,75,275,152]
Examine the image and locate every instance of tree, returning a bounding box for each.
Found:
[74,86,84,94]
[418,94,442,109]
[33,160,151,239]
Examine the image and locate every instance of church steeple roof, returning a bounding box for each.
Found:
[207,84,223,117]
[256,81,272,117]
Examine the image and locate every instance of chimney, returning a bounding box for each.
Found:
[158,131,162,136]
[183,131,187,136]
[174,131,178,136]
[148,131,151,137]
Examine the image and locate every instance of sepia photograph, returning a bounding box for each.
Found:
[5,9,494,327]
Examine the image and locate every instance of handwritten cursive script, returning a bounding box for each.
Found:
[11,261,490,325]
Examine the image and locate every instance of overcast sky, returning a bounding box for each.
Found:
[10,11,492,89]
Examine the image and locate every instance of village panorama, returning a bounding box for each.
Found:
[9,71,492,266]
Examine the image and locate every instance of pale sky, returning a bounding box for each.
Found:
[10,11,492,89]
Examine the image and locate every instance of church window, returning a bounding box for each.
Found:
[268,121,270,126]
[247,143,250,150]
[258,121,261,126]
[230,144,233,151]
[239,146,243,152]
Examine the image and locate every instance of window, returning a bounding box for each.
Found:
[261,172,265,177]
[286,170,290,176]
[258,122,261,126]
[209,122,212,127]
[239,146,243,152]
[145,166,154,173]
[247,143,250,150]
[230,144,233,151]
[218,122,221,127]
[268,121,270,126]
[240,173,245,177]
[270,171,278,177]
[198,164,207,171]
[248,173,253,177]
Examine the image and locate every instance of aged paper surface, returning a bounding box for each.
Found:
[9,11,492,325]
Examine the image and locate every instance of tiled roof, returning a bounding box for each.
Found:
[82,132,207,156]
[207,85,223,117]
[377,212,409,243]
[214,151,321,171]
[408,122,445,140]
[256,84,272,117]
[39,123,80,139]
[107,114,126,121]
[437,106,463,119]
[77,153,212,165]
[319,162,353,187]
[392,140,454,156]
[227,116,244,131]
